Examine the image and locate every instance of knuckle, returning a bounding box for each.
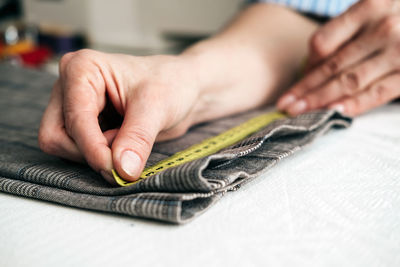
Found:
[340,72,360,95]
[322,59,339,77]
[59,49,100,77]
[309,32,329,57]
[124,127,155,153]
[59,52,75,70]
[74,48,97,59]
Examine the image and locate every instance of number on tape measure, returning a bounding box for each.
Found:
[112,111,286,186]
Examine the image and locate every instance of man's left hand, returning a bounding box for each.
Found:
[277,0,400,116]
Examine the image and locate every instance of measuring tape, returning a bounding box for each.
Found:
[112,111,286,186]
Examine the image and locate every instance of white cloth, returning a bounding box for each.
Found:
[1,104,399,267]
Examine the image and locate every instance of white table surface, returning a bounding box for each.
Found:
[1,104,400,267]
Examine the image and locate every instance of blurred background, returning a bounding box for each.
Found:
[0,0,245,73]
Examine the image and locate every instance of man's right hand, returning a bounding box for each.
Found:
[39,49,204,183]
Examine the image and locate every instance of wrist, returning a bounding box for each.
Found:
[179,39,277,123]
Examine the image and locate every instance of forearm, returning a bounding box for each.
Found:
[182,3,319,123]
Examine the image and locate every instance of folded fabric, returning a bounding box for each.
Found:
[0,64,352,223]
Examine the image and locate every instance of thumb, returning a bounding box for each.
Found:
[111,100,164,182]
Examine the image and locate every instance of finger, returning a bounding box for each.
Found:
[277,27,387,111]
[62,73,113,175]
[111,90,166,182]
[38,80,84,163]
[309,0,391,62]
[329,73,400,116]
[289,51,396,114]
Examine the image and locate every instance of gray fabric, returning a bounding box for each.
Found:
[0,63,352,224]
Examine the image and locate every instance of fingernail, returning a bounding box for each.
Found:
[330,104,345,114]
[278,94,297,109]
[120,150,142,178]
[289,100,307,114]
[100,170,117,185]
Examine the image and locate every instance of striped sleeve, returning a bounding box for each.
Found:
[252,0,359,17]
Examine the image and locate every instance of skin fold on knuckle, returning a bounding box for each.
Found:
[61,49,104,87]
[340,72,361,96]
[73,49,100,61]
[116,127,154,157]
[59,52,75,72]
[60,51,97,80]
[316,60,339,82]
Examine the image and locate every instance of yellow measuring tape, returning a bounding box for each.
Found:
[112,111,286,186]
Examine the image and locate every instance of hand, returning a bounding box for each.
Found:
[277,0,400,116]
[39,50,205,183]
[38,47,276,184]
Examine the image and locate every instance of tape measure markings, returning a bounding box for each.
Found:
[112,111,285,186]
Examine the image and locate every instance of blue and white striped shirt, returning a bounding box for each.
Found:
[254,0,359,17]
